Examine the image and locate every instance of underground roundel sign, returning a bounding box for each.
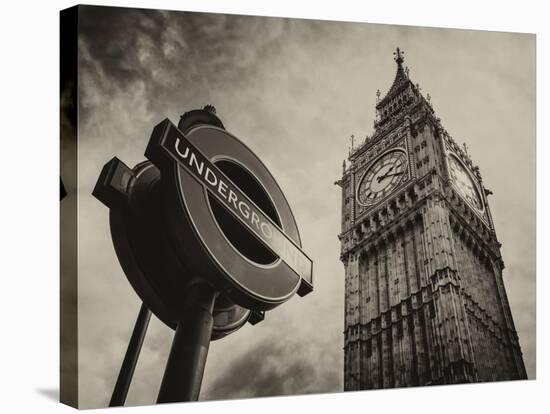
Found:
[145,119,313,311]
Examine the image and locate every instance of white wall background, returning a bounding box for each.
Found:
[0,0,548,413]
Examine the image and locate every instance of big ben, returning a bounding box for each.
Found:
[338,48,527,390]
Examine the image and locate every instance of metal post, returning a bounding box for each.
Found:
[109,303,151,407]
[157,280,218,403]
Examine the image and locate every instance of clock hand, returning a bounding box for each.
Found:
[383,172,404,179]
[376,170,403,183]
[375,165,394,182]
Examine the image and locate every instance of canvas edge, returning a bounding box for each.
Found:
[60,4,79,409]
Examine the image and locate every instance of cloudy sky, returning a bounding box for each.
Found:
[74,5,535,408]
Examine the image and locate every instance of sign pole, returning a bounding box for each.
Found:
[157,280,218,403]
[109,303,152,407]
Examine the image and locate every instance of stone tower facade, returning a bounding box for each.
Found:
[338,48,527,390]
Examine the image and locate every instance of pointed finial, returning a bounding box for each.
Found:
[463,143,468,154]
[350,134,355,150]
[393,47,405,65]
[416,83,421,93]
[426,93,431,103]
[343,160,347,173]
[376,89,381,103]
[405,66,410,78]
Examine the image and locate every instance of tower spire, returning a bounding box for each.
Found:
[375,47,413,121]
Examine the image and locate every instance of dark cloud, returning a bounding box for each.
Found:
[201,338,340,400]
[79,7,170,85]
[78,7,299,126]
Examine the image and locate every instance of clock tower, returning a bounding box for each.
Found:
[338,48,527,390]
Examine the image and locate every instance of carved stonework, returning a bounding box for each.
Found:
[340,49,527,391]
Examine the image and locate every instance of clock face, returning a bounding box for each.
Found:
[447,154,484,212]
[357,149,409,206]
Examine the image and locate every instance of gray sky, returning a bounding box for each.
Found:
[75,6,535,408]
